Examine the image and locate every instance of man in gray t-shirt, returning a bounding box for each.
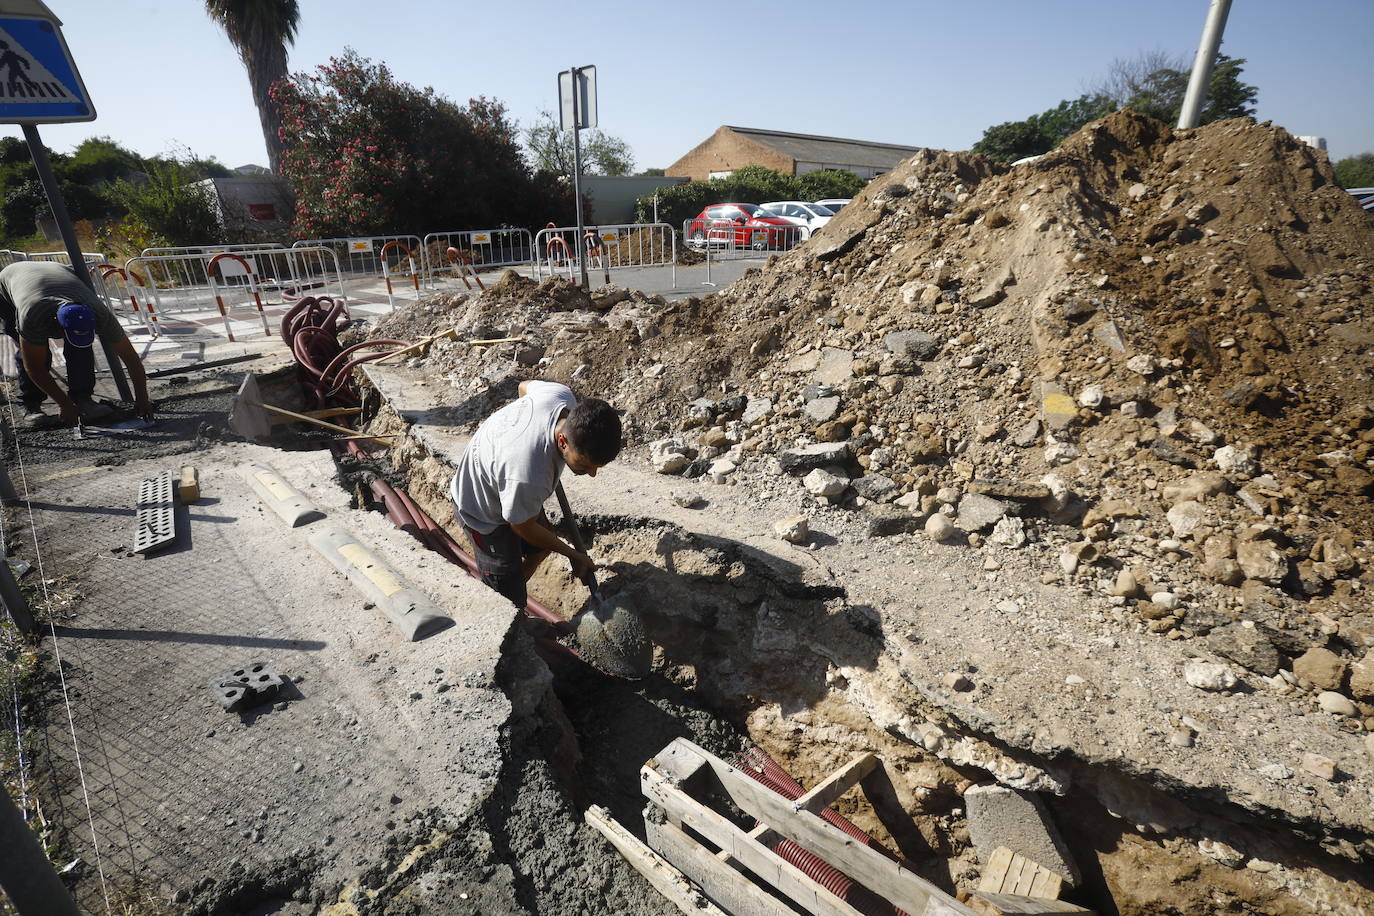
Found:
[451,380,622,609]
[0,261,151,426]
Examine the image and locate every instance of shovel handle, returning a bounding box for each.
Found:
[553,482,600,595]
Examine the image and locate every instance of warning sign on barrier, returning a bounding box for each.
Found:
[0,8,94,123]
[348,239,373,252]
[471,232,492,244]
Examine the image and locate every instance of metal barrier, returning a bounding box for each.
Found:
[123,246,346,337]
[27,249,105,265]
[422,228,533,288]
[378,239,421,310]
[96,264,158,336]
[292,235,423,280]
[533,223,677,287]
[141,242,289,259]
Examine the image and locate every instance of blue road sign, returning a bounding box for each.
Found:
[0,13,94,122]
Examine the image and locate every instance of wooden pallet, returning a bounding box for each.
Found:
[637,739,1092,916]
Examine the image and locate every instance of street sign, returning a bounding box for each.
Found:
[0,4,94,123]
[558,65,596,131]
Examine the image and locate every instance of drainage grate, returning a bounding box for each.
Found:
[134,470,177,554]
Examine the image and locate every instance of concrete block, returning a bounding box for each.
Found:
[308,526,453,641]
[239,462,326,528]
[965,782,1080,887]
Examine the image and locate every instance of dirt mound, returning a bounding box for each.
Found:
[373,110,1374,677]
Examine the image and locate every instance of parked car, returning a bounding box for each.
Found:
[815,198,850,212]
[686,203,796,249]
[756,201,834,239]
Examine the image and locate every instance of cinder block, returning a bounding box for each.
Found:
[965,782,1080,887]
[210,661,286,712]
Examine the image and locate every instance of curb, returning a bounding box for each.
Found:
[308,525,452,641]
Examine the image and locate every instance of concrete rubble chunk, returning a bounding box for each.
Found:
[779,442,851,473]
[852,474,899,503]
[1166,500,1207,539]
[866,506,923,537]
[1011,417,1042,448]
[649,438,690,474]
[957,493,1010,532]
[804,397,841,424]
[803,467,849,499]
[1184,661,1238,691]
[1300,752,1336,781]
[1292,648,1347,692]
[741,397,773,426]
[968,478,1051,501]
[773,514,809,544]
[814,348,855,385]
[989,516,1027,548]
[1214,445,1257,477]
[1207,624,1280,676]
[964,782,1081,887]
[1349,657,1374,701]
[883,329,939,360]
[1236,540,1287,584]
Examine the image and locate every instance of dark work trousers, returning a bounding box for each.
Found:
[6,333,95,409]
[465,523,548,610]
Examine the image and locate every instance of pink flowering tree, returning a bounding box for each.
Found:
[273,49,570,237]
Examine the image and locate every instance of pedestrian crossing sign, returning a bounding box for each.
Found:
[0,9,94,123]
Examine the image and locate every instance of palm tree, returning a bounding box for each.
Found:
[205,0,300,174]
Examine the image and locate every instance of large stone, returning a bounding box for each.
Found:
[779,443,850,473]
[650,438,690,474]
[773,515,809,544]
[1201,556,1244,586]
[852,474,898,503]
[866,507,923,537]
[989,516,1027,548]
[925,513,957,543]
[968,479,1051,501]
[1214,445,1257,477]
[1292,648,1347,691]
[1317,692,1357,717]
[1207,624,1280,676]
[964,783,1081,887]
[1166,501,1208,539]
[814,348,855,385]
[1162,473,1229,505]
[957,494,1009,532]
[742,397,773,426]
[804,397,841,424]
[803,468,848,499]
[883,330,939,360]
[1185,661,1237,691]
[1350,656,1374,701]
[1011,418,1042,448]
[1236,541,1288,584]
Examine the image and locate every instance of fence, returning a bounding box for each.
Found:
[123,246,346,340]
[681,217,806,259]
[534,223,678,287]
[422,228,533,288]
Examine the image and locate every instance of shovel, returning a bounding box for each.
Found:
[554,482,653,679]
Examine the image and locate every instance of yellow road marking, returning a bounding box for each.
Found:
[338,543,406,596]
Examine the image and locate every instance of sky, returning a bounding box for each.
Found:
[3,0,1372,173]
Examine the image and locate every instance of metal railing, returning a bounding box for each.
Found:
[123,246,347,338]
[140,242,289,259]
[682,217,806,258]
[422,228,533,288]
[534,223,678,287]
[292,235,423,280]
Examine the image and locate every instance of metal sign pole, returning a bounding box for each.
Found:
[1177,0,1233,129]
[20,123,132,401]
[1,783,81,915]
[570,66,589,290]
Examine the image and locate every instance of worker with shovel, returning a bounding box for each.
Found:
[0,261,152,428]
[451,379,621,610]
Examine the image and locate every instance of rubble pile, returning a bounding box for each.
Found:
[369,110,1374,723]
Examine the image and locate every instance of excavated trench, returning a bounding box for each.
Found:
[316,385,1374,916]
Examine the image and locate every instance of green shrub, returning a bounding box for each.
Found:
[110,161,224,247]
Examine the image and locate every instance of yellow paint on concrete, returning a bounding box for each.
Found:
[1042,392,1077,417]
[254,471,294,503]
[320,831,451,914]
[338,543,406,596]
[33,465,114,483]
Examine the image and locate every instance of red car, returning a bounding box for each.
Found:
[687,203,798,250]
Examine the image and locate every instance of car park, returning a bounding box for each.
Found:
[686,203,797,250]
[815,198,850,212]
[756,201,834,239]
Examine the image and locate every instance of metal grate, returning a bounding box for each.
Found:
[133,470,176,554]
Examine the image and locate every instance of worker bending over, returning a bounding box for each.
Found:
[0,261,151,427]
[451,379,622,609]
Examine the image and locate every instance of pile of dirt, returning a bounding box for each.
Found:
[368,112,1373,696]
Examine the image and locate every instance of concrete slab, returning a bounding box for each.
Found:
[25,443,521,909]
[965,783,1080,887]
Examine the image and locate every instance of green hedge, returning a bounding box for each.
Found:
[634,165,866,227]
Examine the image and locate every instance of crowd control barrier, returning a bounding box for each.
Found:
[422,229,533,289]
[534,223,677,288]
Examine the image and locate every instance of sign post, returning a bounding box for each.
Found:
[0,1,130,399]
[558,65,597,290]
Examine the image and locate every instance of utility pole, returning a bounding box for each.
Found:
[1177,0,1233,130]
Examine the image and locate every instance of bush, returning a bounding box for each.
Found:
[109,161,224,248]
[274,49,572,238]
[633,165,869,227]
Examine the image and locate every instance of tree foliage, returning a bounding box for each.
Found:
[0,135,158,242]
[523,109,635,177]
[1332,152,1374,190]
[204,0,300,173]
[273,50,571,238]
[973,50,1259,163]
[633,165,867,227]
[109,160,224,247]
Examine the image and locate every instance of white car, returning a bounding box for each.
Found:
[814,198,850,213]
[756,201,834,239]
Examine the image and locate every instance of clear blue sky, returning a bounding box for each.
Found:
[4,0,1372,171]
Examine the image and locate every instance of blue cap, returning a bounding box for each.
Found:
[56,303,96,348]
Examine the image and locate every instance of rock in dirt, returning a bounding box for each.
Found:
[925,513,957,543]
[1293,648,1348,691]
[779,443,851,473]
[965,783,1081,886]
[1300,752,1337,781]
[866,506,923,537]
[1184,661,1238,691]
[1316,692,1357,717]
[773,514,809,544]
[1206,624,1281,676]
[957,494,1009,532]
[803,467,848,499]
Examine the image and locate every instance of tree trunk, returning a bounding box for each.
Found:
[245,45,288,174]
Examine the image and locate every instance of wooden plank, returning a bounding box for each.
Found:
[726,753,879,855]
[253,403,395,446]
[643,756,862,916]
[585,805,729,916]
[978,847,1062,900]
[267,406,362,425]
[669,739,981,916]
[645,818,798,916]
[177,465,200,503]
[858,761,929,860]
[964,892,1092,916]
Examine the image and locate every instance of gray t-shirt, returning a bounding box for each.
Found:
[0,261,121,346]
[450,381,578,534]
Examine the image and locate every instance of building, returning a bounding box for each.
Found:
[666,126,921,182]
[582,175,688,224]
[194,176,294,241]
